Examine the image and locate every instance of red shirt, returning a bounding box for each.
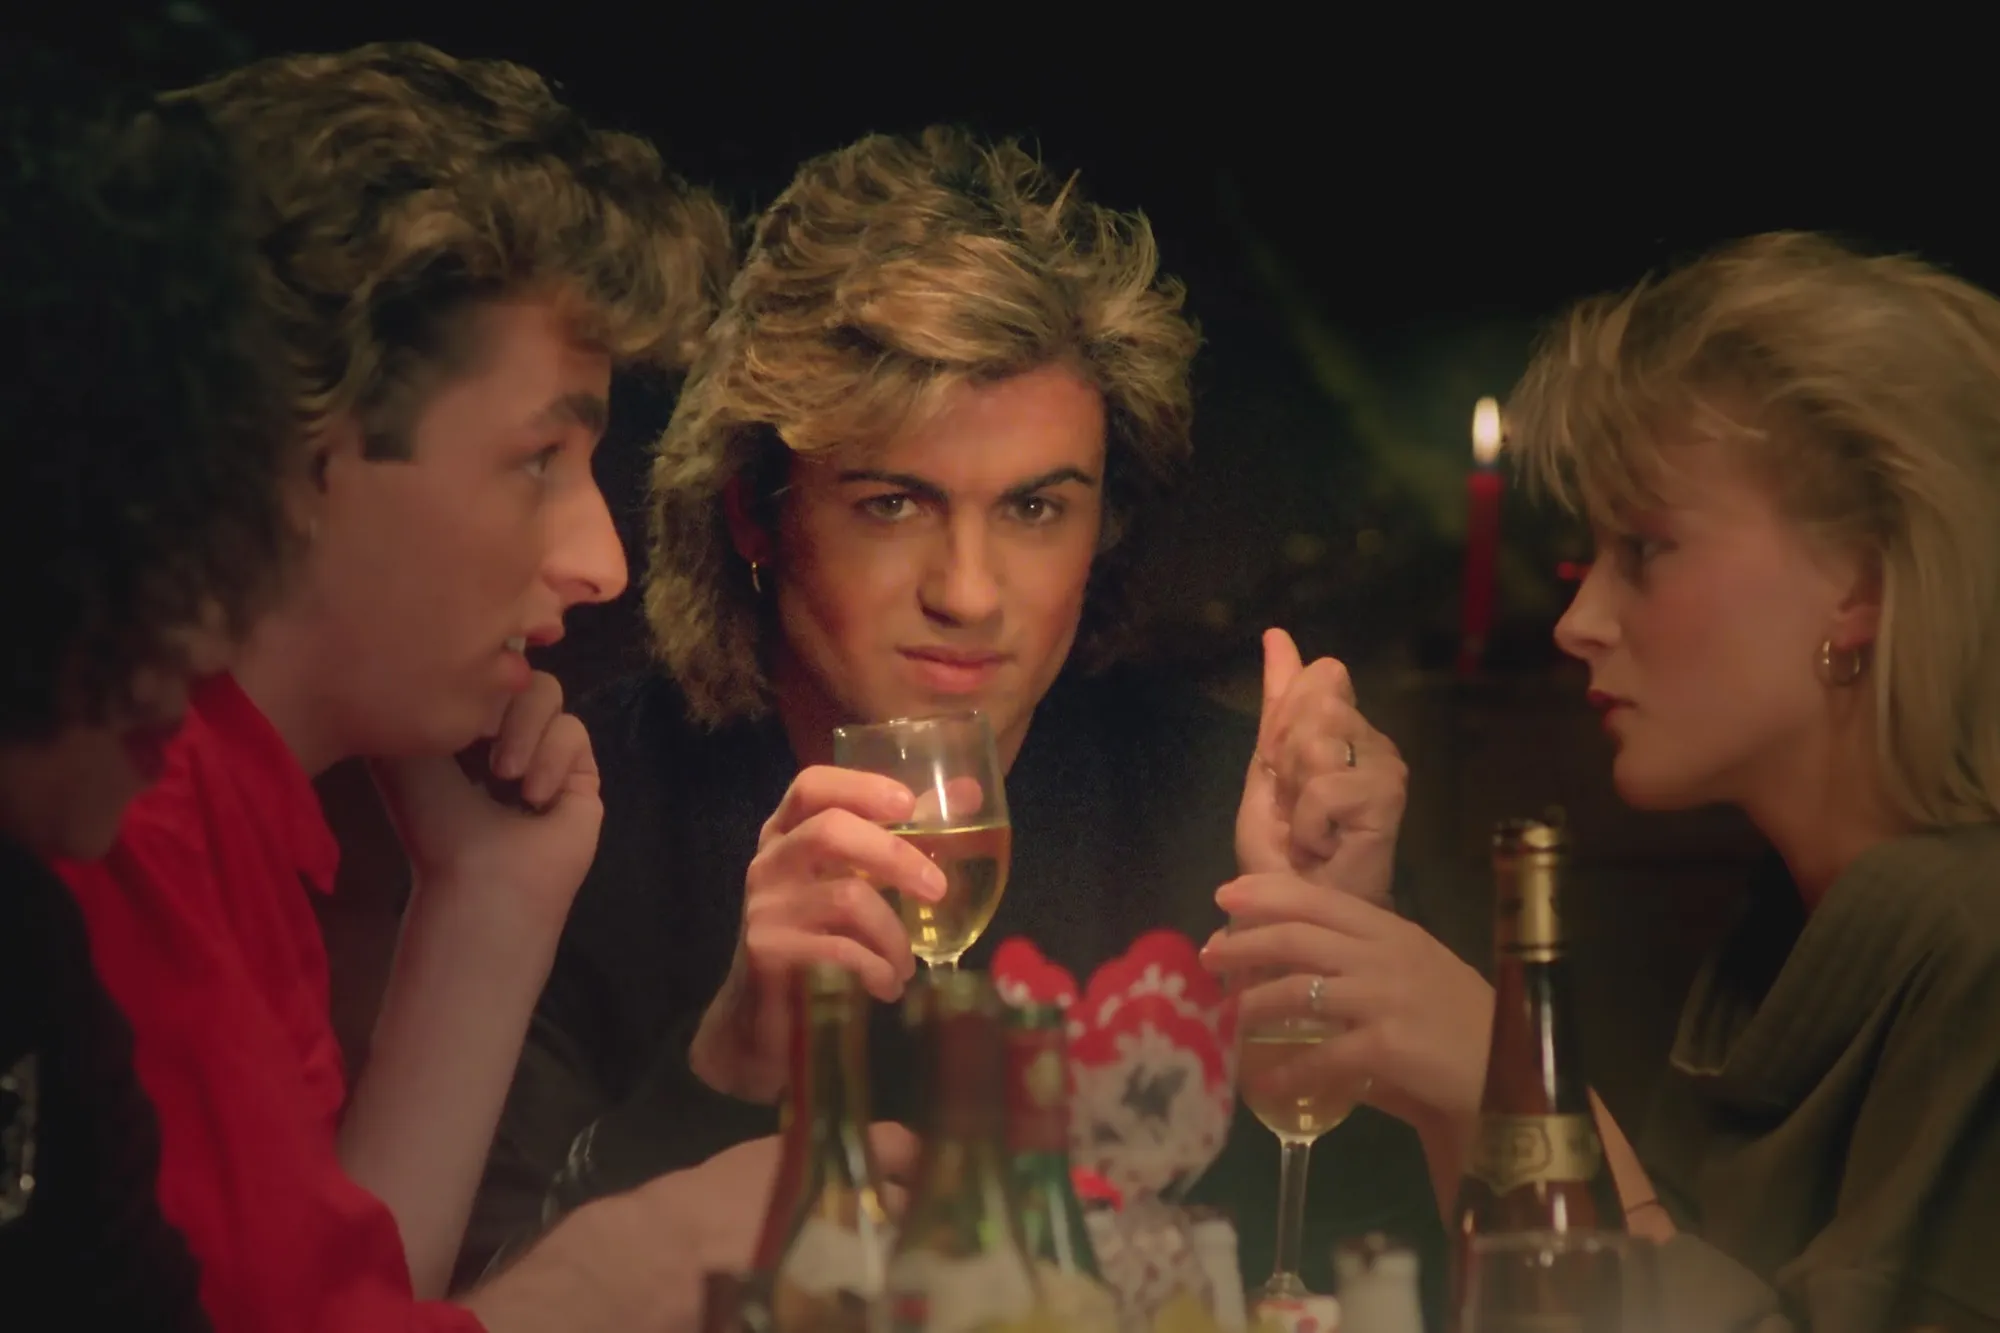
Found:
[60,675,485,1333]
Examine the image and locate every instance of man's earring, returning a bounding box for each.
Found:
[749,560,763,596]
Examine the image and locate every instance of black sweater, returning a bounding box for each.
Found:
[466,667,1445,1316]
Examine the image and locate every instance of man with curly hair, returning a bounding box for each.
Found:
[0,46,296,1325]
[474,127,1445,1308]
[53,41,815,1333]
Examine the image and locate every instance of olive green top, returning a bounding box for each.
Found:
[1643,823,2000,1332]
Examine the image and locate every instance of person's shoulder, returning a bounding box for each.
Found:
[1910,822,2000,944]
[573,670,706,775]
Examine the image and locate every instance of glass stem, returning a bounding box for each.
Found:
[930,955,959,975]
[1273,1137,1313,1283]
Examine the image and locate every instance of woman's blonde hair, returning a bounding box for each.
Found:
[647,126,1200,727]
[1510,230,2000,828]
[176,43,732,456]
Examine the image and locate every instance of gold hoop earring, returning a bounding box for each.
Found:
[1818,638,1865,687]
[749,560,763,596]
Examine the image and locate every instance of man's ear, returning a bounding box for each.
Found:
[721,473,771,565]
[310,415,369,495]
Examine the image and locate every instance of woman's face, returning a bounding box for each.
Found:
[1553,425,1877,813]
[0,619,234,862]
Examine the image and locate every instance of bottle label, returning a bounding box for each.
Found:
[1468,1113,1603,1194]
[1005,1030,1069,1154]
[1495,876,1564,961]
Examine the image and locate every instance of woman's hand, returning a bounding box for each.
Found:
[1203,872,1493,1160]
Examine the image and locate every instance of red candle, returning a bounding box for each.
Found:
[1457,397,1504,677]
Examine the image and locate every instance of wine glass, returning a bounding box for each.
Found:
[831,711,1010,973]
[1234,953,1365,1302]
[1458,1231,1656,1333]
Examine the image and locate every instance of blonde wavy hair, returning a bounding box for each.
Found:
[175,43,732,456]
[1510,230,2000,828]
[648,126,1200,727]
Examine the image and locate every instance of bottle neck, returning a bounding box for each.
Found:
[1480,854,1589,1114]
[800,998,874,1188]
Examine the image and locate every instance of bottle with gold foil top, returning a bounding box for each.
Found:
[1452,818,1622,1329]
[885,972,1048,1333]
[1003,1004,1118,1333]
[762,964,893,1333]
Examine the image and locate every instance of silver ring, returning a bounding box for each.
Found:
[1306,974,1327,1016]
[1344,740,1358,769]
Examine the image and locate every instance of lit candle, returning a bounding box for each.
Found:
[1457,396,1504,677]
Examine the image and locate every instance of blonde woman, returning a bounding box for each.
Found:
[1202,231,2000,1331]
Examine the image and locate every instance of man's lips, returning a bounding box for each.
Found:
[899,648,1009,694]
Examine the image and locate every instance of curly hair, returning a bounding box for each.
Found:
[174,42,734,457]
[648,126,1200,727]
[1510,231,2000,828]
[1,47,295,742]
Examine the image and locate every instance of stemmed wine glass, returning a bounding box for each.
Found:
[831,711,1010,973]
[1234,952,1366,1301]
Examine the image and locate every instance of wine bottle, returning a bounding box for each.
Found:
[763,964,894,1333]
[1003,1003,1117,1333]
[1455,817,1620,1236]
[885,971,1046,1333]
[1453,818,1623,1332]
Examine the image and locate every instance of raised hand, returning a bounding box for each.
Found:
[1235,628,1408,906]
[689,767,947,1102]
[371,669,601,937]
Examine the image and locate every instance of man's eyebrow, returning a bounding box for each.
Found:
[832,466,1100,501]
[999,466,1098,500]
[834,468,949,501]
[534,391,609,435]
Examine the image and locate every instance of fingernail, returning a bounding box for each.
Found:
[925,864,947,897]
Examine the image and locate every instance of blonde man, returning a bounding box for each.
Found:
[477,127,1442,1306]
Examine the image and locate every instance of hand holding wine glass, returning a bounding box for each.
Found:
[688,766,949,1102]
[832,711,1011,973]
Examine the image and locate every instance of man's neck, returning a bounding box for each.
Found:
[231,610,352,779]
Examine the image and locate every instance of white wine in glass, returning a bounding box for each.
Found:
[1238,1027,1354,1142]
[886,821,1011,968]
[831,711,1011,972]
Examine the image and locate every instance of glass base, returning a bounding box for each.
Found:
[1257,1271,1310,1302]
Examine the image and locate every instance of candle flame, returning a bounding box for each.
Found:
[1472,397,1503,466]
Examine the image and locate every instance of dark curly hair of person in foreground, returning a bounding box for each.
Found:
[1,44,297,742]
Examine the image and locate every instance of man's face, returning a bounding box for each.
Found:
[300,297,627,760]
[767,362,1107,766]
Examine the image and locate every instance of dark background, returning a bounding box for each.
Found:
[14,0,1986,1264]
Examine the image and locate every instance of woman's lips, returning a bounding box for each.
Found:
[1586,689,1632,733]
[900,648,1006,694]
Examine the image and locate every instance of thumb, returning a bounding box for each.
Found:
[1260,627,1304,735]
